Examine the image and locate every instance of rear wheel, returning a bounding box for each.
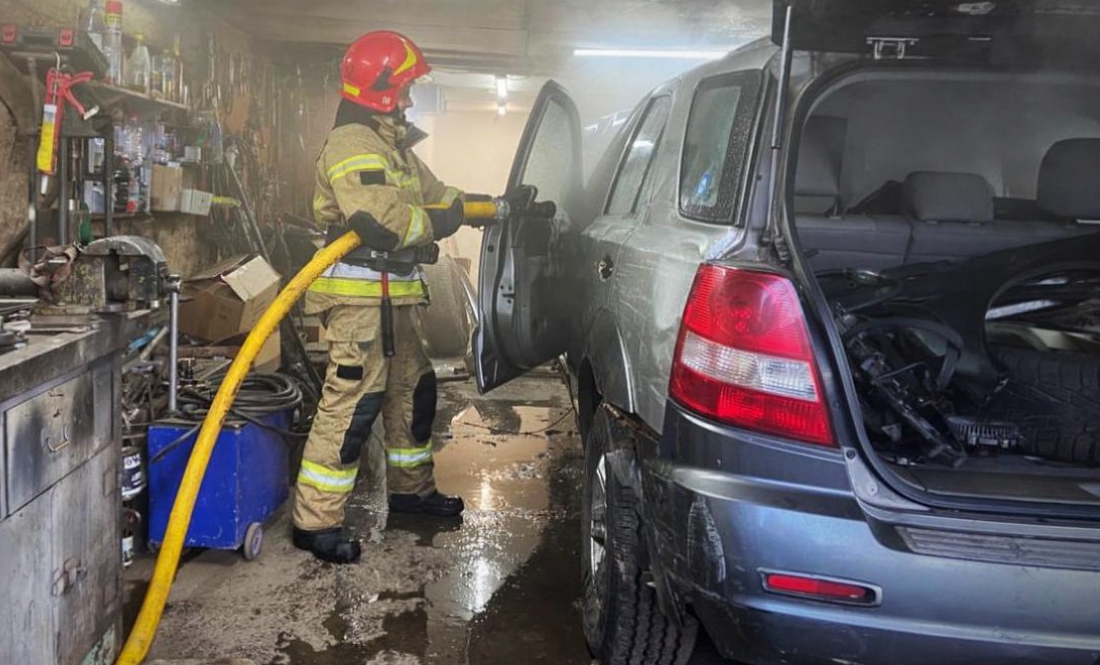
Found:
[581,406,697,665]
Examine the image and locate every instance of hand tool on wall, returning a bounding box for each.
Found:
[37,63,99,195]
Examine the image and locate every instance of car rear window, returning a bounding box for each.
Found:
[680,70,762,224]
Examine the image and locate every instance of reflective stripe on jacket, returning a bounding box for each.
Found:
[306,113,462,310]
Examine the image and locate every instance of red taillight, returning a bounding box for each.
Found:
[58,29,75,47]
[1,26,16,44]
[763,572,877,605]
[669,265,834,446]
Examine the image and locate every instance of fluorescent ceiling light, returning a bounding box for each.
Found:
[495,75,508,100]
[573,48,728,60]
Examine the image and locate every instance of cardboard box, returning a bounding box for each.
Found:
[179,255,282,343]
[151,164,183,211]
[252,330,281,372]
[181,188,213,216]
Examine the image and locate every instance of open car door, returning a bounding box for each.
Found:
[774,0,1100,63]
[474,81,582,393]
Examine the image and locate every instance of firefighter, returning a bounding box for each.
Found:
[292,30,475,564]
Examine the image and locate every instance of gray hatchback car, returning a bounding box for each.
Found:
[474,2,1100,663]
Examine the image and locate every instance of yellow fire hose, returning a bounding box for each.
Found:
[117,200,501,664]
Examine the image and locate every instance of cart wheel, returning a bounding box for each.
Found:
[243,523,264,561]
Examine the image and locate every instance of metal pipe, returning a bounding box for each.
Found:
[104,131,114,237]
[59,138,69,246]
[167,275,182,413]
[771,4,794,151]
[27,57,40,264]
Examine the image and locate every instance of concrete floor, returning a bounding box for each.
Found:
[127,371,727,665]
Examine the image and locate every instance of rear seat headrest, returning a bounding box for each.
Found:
[1038,139,1100,220]
[794,116,847,214]
[903,171,994,223]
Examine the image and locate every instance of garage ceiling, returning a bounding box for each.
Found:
[203,0,772,76]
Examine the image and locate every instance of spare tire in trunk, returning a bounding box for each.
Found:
[987,346,1100,466]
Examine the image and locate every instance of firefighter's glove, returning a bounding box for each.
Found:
[346,211,399,251]
[426,198,464,240]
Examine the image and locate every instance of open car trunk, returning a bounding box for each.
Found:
[820,251,1100,512]
[788,65,1100,516]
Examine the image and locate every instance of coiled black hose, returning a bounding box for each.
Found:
[150,372,305,465]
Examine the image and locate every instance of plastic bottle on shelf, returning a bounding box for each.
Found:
[153,121,175,164]
[80,0,108,56]
[128,33,152,95]
[122,114,146,213]
[104,1,124,85]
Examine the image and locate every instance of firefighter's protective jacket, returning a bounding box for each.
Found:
[306,112,461,313]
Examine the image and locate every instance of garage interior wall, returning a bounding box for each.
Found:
[0,0,273,277]
[413,109,529,286]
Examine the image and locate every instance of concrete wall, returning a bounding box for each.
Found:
[413,109,529,286]
[0,53,35,266]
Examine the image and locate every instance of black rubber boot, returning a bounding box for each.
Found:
[389,491,465,517]
[292,527,362,564]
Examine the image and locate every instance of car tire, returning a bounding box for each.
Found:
[581,406,698,665]
[989,345,1100,465]
[420,255,475,359]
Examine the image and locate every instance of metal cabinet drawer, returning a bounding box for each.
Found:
[0,488,56,664]
[5,367,111,514]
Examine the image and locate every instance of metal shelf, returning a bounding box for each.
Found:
[90,212,152,222]
[84,81,190,118]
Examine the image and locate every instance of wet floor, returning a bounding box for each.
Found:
[128,371,728,665]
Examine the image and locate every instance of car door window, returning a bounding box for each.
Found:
[606,96,672,216]
[517,97,576,210]
[680,70,762,224]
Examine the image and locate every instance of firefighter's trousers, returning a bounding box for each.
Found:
[293,303,437,531]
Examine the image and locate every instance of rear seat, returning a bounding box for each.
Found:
[796,126,1099,273]
[794,117,911,272]
[904,155,1095,264]
[904,171,999,264]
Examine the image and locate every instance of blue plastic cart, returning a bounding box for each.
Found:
[146,411,291,560]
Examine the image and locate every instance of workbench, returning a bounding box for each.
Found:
[0,310,159,665]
